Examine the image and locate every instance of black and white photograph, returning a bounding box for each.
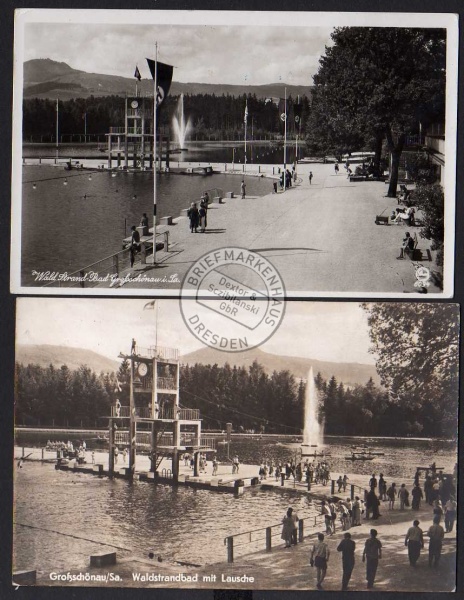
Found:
[10,10,458,297]
[13,298,458,591]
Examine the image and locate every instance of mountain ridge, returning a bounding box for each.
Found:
[23,59,312,100]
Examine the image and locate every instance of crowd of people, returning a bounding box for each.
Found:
[299,465,457,590]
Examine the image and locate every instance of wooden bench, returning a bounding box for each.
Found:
[404,234,432,261]
[375,215,389,225]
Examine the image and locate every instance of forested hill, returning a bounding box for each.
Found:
[23,59,312,100]
[181,346,380,388]
[16,344,119,373]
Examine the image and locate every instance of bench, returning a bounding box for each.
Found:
[375,215,389,225]
[404,234,432,261]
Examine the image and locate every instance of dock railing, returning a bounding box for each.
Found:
[224,511,326,563]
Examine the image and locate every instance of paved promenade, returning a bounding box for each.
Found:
[114,162,440,295]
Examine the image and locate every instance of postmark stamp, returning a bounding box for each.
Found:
[180,247,286,352]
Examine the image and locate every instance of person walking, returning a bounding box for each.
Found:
[310,533,330,590]
[427,516,445,567]
[405,519,424,567]
[362,529,382,589]
[337,532,356,591]
[321,501,333,535]
[309,171,313,185]
[334,163,339,175]
[240,180,246,199]
[187,202,199,233]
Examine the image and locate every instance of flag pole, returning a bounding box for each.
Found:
[284,87,287,190]
[55,98,59,157]
[244,99,247,174]
[153,43,158,266]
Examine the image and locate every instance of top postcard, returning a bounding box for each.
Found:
[11,10,458,297]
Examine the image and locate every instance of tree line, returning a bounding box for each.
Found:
[15,357,455,438]
[22,93,310,142]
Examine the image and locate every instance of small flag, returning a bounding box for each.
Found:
[134,66,141,81]
[294,103,302,124]
[146,59,174,107]
[144,300,156,310]
[244,102,248,124]
[278,98,286,122]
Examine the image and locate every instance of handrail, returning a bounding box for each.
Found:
[224,510,326,562]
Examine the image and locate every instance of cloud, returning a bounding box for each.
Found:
[24,22,333,85]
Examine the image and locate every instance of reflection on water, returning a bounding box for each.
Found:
[14,436,456,574]
[14,464,315,573]
[21,166,272,285]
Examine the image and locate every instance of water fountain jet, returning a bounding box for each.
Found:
[301,366,323,456]
[172,94,191,150]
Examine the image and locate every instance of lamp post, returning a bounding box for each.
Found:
[232,147,236,172]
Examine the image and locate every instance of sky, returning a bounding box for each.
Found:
[16,298,376,365]
[22,19,334,86]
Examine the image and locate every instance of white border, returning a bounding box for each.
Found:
[11,10,459,298]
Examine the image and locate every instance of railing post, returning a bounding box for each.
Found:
[266,527,272,552]
[351,484,355,500]
[299,519,304,542]
[331,480,335,495]
[227,537,234,563]
[41,448,44,460]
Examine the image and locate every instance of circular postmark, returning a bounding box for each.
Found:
[413,265,431,288]
[180,246,286,352]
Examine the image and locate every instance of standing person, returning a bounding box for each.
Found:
[321,501,333,535]
[91,451,95,465]
[362,529,382,589]
[411,483,424,510]
[232,455,240,474]
[310,533,330,590]
[398,484,410,510]
[309,171,313,185]
[444,496,457,533]
[240,180,246,199]
[352,496,362,526]
[273,181,278,193]
[199,204,207,233]
[378,474,386,500]
[337,475,344,493]
[281,508,295,548]
[427,516,445,567]
[140,213,149,228]
[342,474,349,492]
[369,473,378,490]
[334,163,339,175]
[187,203,199,233]
[212,458,218,476]
[337,532,356,591]
[129,225,141,268]
[122,448,127,463]
[405,519,424,567]
[200,194,208,227]
[114,446,119,464]
[387,483,397,510]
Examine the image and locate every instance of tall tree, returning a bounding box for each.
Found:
[362,303,459,437]
[308,27,446,195]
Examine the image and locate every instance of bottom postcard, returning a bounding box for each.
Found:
[13,299,458,591]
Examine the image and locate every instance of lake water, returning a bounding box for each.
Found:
[13,436,456,574]
[20,165,272,286]
[23,141,302,166]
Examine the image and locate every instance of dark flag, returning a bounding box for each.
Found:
[293,103,302,125]
[278,98,286,123]
[146,58,174,107]
[134,66,141,81]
